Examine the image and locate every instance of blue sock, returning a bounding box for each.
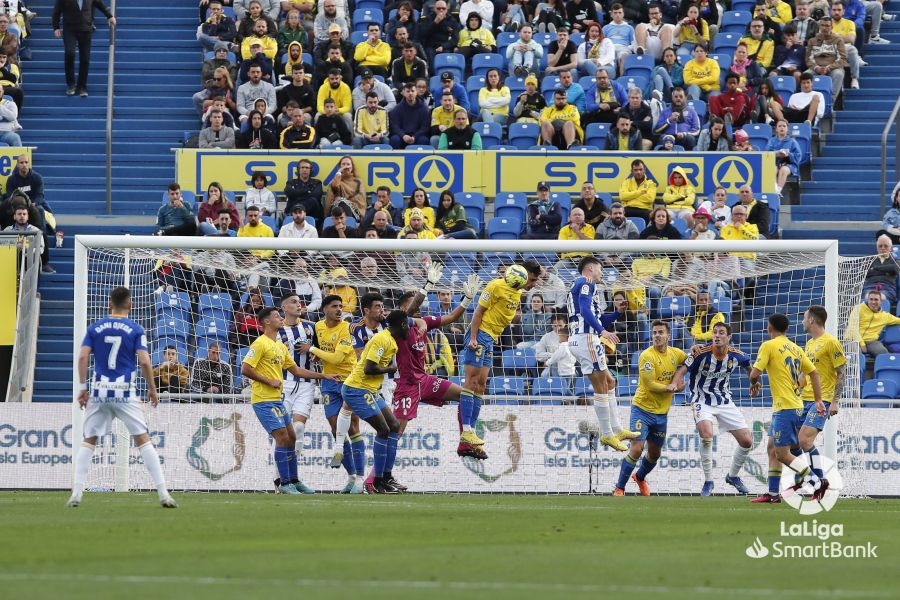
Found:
[616,454,638,490]
[635,456,657,481]
[373,437,388,478]
[350,434,366,477]
[287,449,299,482]
[274,447,292,485]
[808,446,824,480]
[459,389,475,429]
[470,394,483,428]
[385,432,400,474]
[341,440,354,476]
[768,469,782,495]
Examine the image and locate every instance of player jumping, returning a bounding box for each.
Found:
[70,286,177,508]
[241,307,340,495]
[672,322,753,496]
[614,320,686,496]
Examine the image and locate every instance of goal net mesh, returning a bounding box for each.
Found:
[75,240,872,496]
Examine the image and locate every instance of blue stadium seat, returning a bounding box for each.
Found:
[466,75,486,111]
[746,122,772,149]
[532,377,572,397]
[501,347,537,373]
[616,377,639,397]
[574,377,593,398]
[731,0,756,11]
[407,144,434,150]
[569,32,584,45]
[541,75,562,103]
[721,10,752,33]
[788,123,813,165]
[356,0,385,10]
[350,30,367,45]
[811,76,833,116]
[234,347,252,388]
[711,295,732,319]
[261,215,278,231]
[862,379,899,400]
[196,316,230,343]
[494,192,528,222]
[352,8,383,31]
[458,192,486,223]
[874,354,900,380]
[434,53,466,83]
[686,99,707,122]
[658,296,692,319]
[508,122,540,149]
[205,50,237,63]
[771,76,797,99]
[623,54,653,80]
[472,53,504,77]
[568,145,600,151]
[506,75,527,97]
[549,192,571,223]
[155,291,191,320]
[584,123,609,149]
[363,144,392,150]
[239,290,275,308]
[883,325,900,346]
[627,217,645,231]
[671,216,689,236]
[489,376,527,396]
[199,292,233,322]
[473,122,501,148]
[487,216,522,239]
[712,32,740,54]
[617,75,648,93]
[154,316,191,341]
[497,31,519,55]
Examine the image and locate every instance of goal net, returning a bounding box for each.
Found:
[68,236,877,496]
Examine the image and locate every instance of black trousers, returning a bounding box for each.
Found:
[63,28,93,89]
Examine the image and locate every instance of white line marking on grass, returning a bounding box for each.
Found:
[0,573,891,598]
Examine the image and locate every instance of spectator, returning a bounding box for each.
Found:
[199,109,236,148]
[523,182,563,239]
[610,287,649,360]
[766,119,802,194]
[508,24,543,77]
[539,87,582,150]
[243,172,276,216]
[689,207,717,240]
[276,68,315,124]
[533,312,572,376]
[3,154,53,271]
[734,185,770,236]
[635,4,675,61]
[193,66,237,117]
[459,0,494,27]
[325,155,366,219]
[321,266,358,317]
[687,290,726,343]
[235,0,277,41]
[237,209,276,262]
[314,43,353,88]
[653,86,700,149]
[201,208,237,237]
[0,83,20,146]
[365,210,402,239]
[363,186,404,228]
[435,190,478,239]
[3,204,45,271]
[567,0,599,32]
[618,159,658,221]
[391,42,429,91]
[732,128,754,151]
[153,346,189,394]
[438,108,483,149]
[740,17,776,69]
[605,114,643,151]
[618,88,654,148]
[396,232,432,285]
[789,1,820,44]
[202,43,238,88]
[497,0,528,34]
[529,267,568,309]
[771,25,807,85]
[389,27,427,67]
[276,256,322,318]
[279,106,316,149]
[519,294,552,345]
[849,288,900,379]
[156,184,197,236]
[574,181,608,227]
[234,0,279,21]
[354,23,391,78]
[240,19,278,61]
[682,45,720,101]
[155,249,195,294]
[197,182,240,234]
[232,289,266,348]
[576,23,615,80]
[657,133,676,151]
[419,0,460,64]
[436,71,470,113]
[52,0,115,97]
[236,64,276,122]
[766,0,794,23]
[730,43,767,92]
[250,98,278,136]
[556,69,586,113]
[603,3,636,75]
[543,26,576,77]
[862,235,899,304]
[662,166,696,224]
[699,186,732,229]
[829,2,861,90]
[640,206,682,239]
[651,47,684,104]
[455,12,496,72]
[316,68,353,128]
[283,159,324,222]
[751,78,786,125]
[710,73,752,127]
[386,2,418,41]
[696,115,732,152]
[314,97,353,147]
[783,71,824,125]
[478,69,511,126]
[583,69,626,125]
[351,68,396,113]
[322,206,360,240]
[313,1,348,46]
[278,204,318,242]
[352,90,390,148]
[555,207,595,271]
[398,208,438,240]
[512,73,546,123]
[879,188,900,245]
[198,1,237,50]
[281,40,312,82]
[719,203,760,298]
[189,342,233,399]
[430,91,464,146]
[679,0,720,37]
[236,109,278,149]
[279,9,309,52]
[237,40,275,84]
[674,3,710,60]
[389,82,430,148]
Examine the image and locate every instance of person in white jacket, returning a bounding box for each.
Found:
[576,23,616,79]
[0,83,22,146]
[243,171,277,216]
[539,312,576,377]
[506,24,543,76]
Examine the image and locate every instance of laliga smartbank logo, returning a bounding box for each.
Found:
[781,455,843,515]
[744,521,878,560]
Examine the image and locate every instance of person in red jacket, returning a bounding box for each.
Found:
[709,72,751,127]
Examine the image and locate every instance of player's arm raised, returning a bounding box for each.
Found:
[407,262,445,316]
[137,349,159,407]
[438,274,482,326]
[77,345,92,408]
[241,361,282,389]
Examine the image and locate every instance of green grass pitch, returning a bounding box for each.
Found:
[1,492,896,600]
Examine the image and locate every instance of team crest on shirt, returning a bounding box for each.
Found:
[683,354,694,367]
[244,349,256,360]
[643,361,653,372]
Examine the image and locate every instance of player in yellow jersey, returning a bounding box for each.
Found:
[614,320,686,496]
[240,307,339,495]
[459,260,541,459]
[749,313,824,503]
[311,294,362,493]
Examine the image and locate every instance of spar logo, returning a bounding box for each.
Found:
[462,414,521,482]
[186,414,246,480]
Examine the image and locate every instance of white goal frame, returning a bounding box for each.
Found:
[72,235,841,492]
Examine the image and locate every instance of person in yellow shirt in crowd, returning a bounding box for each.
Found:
[719,205,759,259]
[766,0,794,24]
[237,205,275,259]
[317,69,353,128]
[539,88,583,150]
[555,207,596,272]
[739,18,775,68]
[430,91,464,146]
[673,3,710,61]
[848,289,900,379]
[688,290,726,343]
[354,22,392,78]
[241,20,278,60]
[662,166,697,226]
[618,158,658,221]
[397,208,438,239]
[683,44,720,101]
[830,2,863,90]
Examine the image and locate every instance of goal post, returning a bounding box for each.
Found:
[71,234,870,495]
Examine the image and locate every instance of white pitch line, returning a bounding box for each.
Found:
[0,573,891,598]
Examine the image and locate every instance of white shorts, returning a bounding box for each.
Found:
[692,401,748,432]
[282,380,316,418]
[381,378,397,405]
[82,397,149,438]
[568,334,608,375]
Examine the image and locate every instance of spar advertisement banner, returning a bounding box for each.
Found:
[1,405,899,494]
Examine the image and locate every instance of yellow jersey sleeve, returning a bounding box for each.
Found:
[477,278,521,341]
[243,336,289,403]
[344,330,397,392]
[632,346,686,414]
[802,334,846,401]
[314,321,357,377]
[754,336,810,411]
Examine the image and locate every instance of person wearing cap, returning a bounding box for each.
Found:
[240,19,278,60]
[733,185,769,238]
[314,1,349,45]
[438,108,483,150]
[583,68,626,126]
[398,207,438,240]
[512,74,546,124]
[391,42,429,92]
[437,70,471,112]
[389,82,431,148]
[662,166,697,225]
[314,21,353,66]
[804,15,847,97]
[689,207,717,241]
[618,159,657,221]
[354,22,391,78]
[539,87,583,150]
[658,134,676,151]
[507,24,542,77]
[419,0,461,64]
[732,128,754,151]
[351,68,396,113]
[524,182,563,240]
[430,91,465,146]
[316,68,353,127]
[202,42,239,86]
[238,39,276,84]
[353,91,390,148]
[198,1,237,51]
[279,204,319,242]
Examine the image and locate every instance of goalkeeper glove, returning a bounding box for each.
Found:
[420,262,444,295]
[460,274,482,308]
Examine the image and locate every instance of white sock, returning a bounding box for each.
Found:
[730,446,751,477]
[592,394,613,437]
[700,438,713,481]
[138,442,169,497]
[335,409,352,449]
[774,183,783,194]
[605,392,622,434]
[788,454,817,482]
[293,421,306,455]
[72,442,95,496]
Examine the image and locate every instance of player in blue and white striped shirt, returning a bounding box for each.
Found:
[565,256,637,452]
[672,321,753,496]
[70,286,176,509]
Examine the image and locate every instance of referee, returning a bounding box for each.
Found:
[52,0,116,97]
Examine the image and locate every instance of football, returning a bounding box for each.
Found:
[504,264,529,289]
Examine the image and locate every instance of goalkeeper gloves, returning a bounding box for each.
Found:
[420,262,444,296]
[460,274,482,308]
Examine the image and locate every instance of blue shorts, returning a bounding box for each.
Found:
[803,400,831,431]
[252,401,291,433]
[630,405,668,445]
[321,379,344,419]
[769,408,806,447]
[461,329,495,368]
[341,384,386,420]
